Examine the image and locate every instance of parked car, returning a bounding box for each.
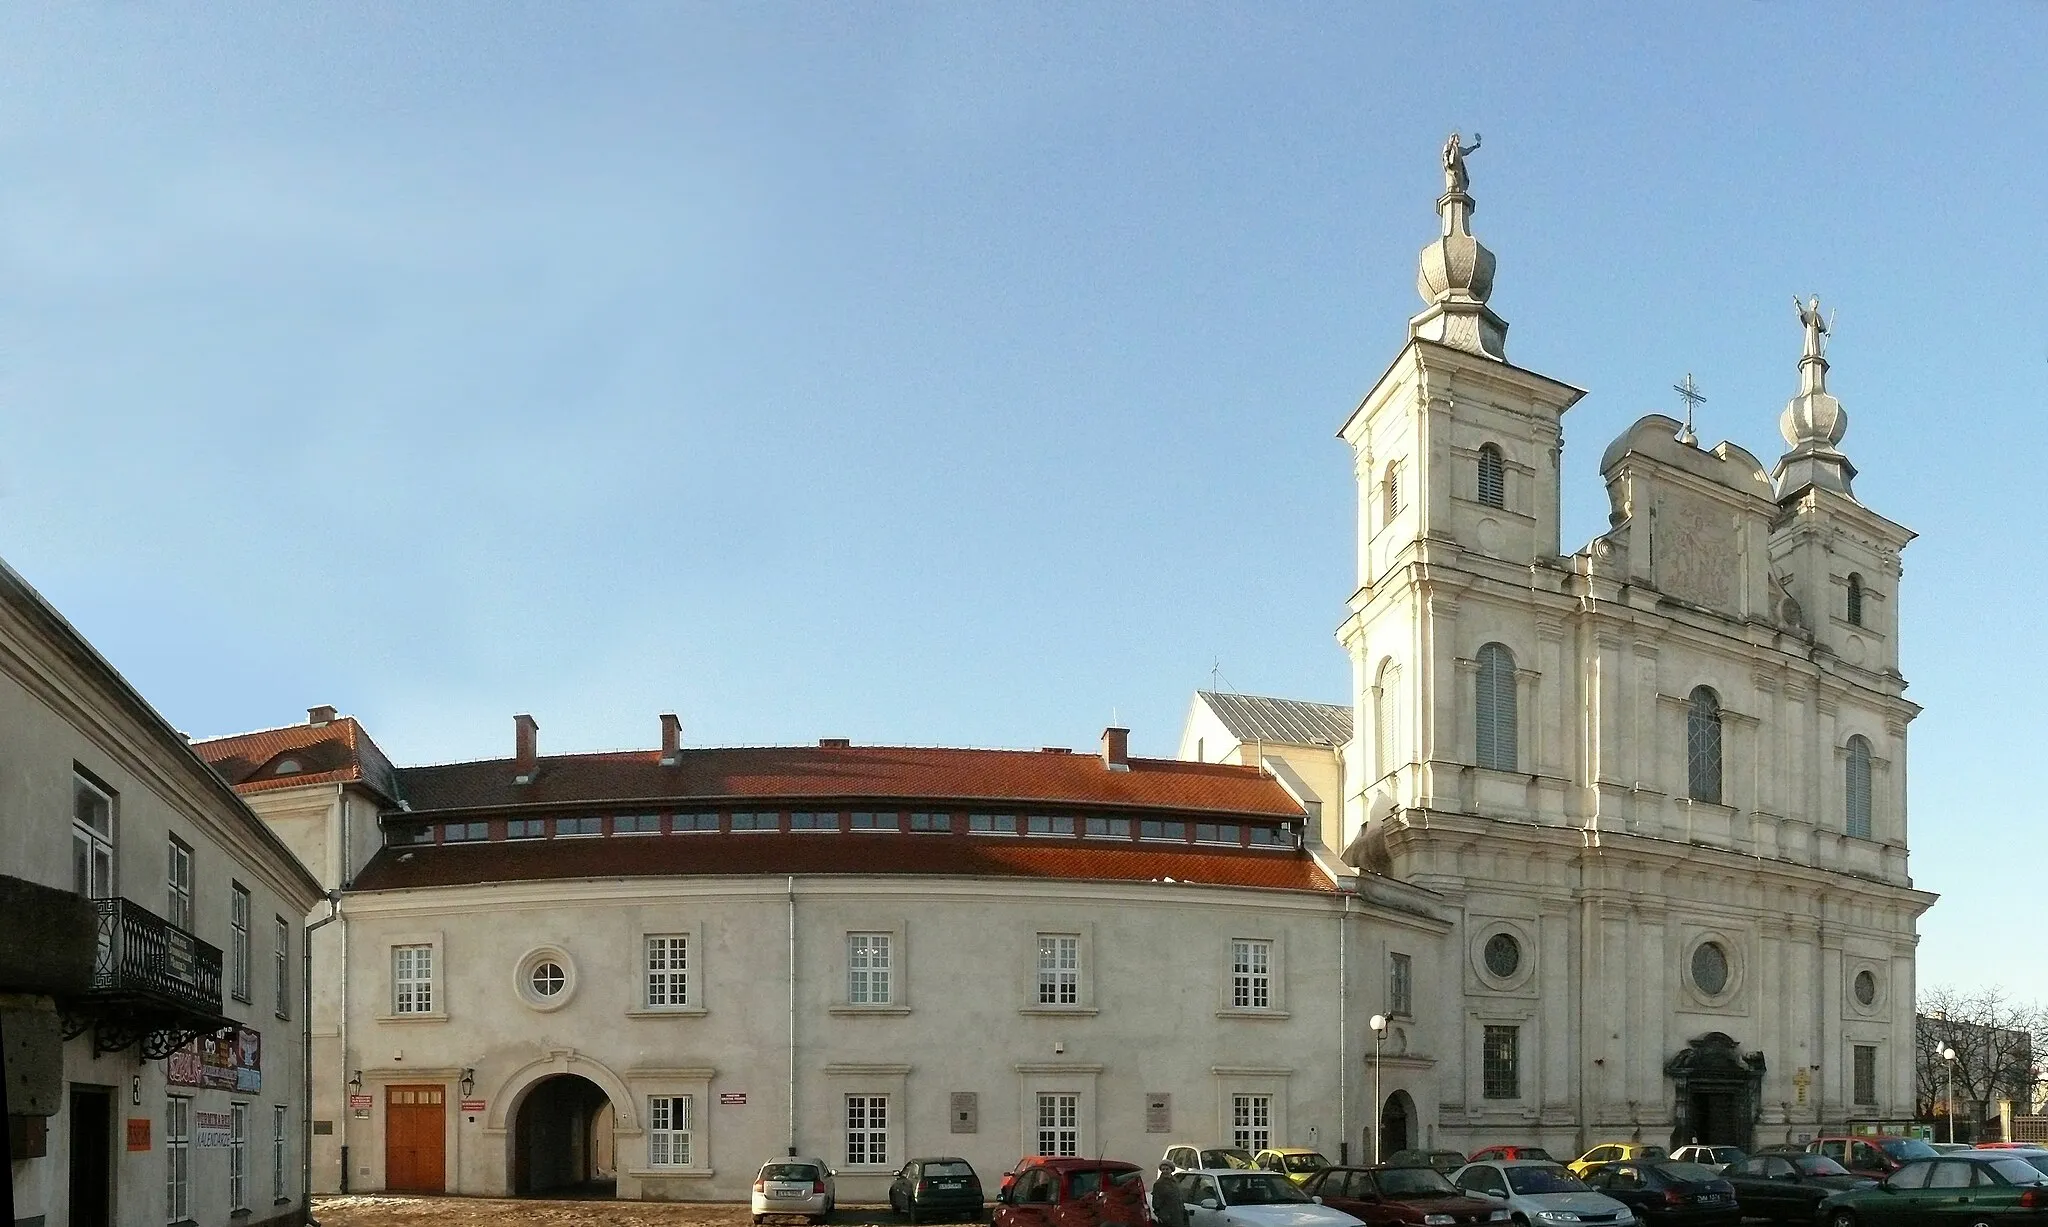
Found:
[1667,1146,1745,1172]
[1177,1169,1363,1227]
[1384,1150,1473,1175]
[996,1157,1152,1227]
[1982,1147,2048,1179]
[1719,1152,1872,1223]
[1253,1148,1333,1184]
[1816,1152,2048,1227]
[1568,1145,1669,1177]
[1803,1135,1939,1178]
[1467,1146,1554,1164]
[1165,1147,1258,1174]
[754,1157,837,1226]
[1578,1160,1737,1227]
[891,1157,986,1223]
[1929,1142,1975,1155]
[1451,1159,1639,1226]
[1301,1163,1509,1226]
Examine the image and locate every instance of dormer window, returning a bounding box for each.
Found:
[1477,444,1506,509]
[273,758,301,775]
[1846,573,1864,626]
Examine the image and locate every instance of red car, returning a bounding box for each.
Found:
[995,1157,1153,1227]
[1301,1165,1509,1227]
[1468,1146,1555,1163]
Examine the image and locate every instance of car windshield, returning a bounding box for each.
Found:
[1880,1139,1939,1161]
[1378,1168,1459,1198]
[1794,1156,1851,1177]
[1218,1174,1312,1205]
[1506,1166,1588,1195]
[1516,1149,1554,1162]
[926,1162,975,1178]
[763,1164,819,1182]
[1285,1154,1330,1173]
[1069,1169,1142,1197]
[1991,1159,2048,1186]
[1204,1150,1256,1170]
[1651,1162,1722,1184]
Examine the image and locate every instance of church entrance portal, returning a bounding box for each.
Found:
[1665,1033,1765,1150]
[1379,1090,1415,1158]
[513,1074,616,1198]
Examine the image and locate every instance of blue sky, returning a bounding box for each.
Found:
[2,6,2042,1002]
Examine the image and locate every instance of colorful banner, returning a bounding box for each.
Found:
[165,1027,262,1093]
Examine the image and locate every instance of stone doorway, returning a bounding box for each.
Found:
[1665,1033,1764,1150]
[512,1074,616,1198]
[1379,1090,1415,1158]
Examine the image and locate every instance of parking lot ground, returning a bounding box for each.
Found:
[313,1197,908,1227]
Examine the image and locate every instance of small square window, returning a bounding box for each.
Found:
[969,814,1017,835]
[1140,820,1186,842]
[731,812,779,833]
[1195,823,1241,845]
[909,813,950,832]
[507,818,548,839]
[674,813,720,833]
[851,811,899,831]
[554,816,601,837]
[1026,815,1075,836]
[1083,817,1131,839]
[614,814,662,835]
[791,812,840,831]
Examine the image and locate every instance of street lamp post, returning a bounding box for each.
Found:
[1943,1047,1958,1144]
[1369,1014,1388,1164]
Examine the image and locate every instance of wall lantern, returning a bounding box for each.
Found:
[348,1069,363,1094]
[459,1068,476,1099]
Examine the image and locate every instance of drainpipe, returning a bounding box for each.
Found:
[1338,890,1350,1164]
[305,891,342,1222]
[788,875,798,1158]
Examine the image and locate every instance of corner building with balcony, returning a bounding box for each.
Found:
[0,559,324,1227]
[1203,141,1935,1157]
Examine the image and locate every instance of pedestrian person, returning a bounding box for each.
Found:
[1152,1161,1189,1227]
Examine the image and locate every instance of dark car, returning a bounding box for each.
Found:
[995,1157,1152,1227]
[1468,1146,1554,1163]
[1805,1135,1940,1178]
[1384,1150,1474,1176]
[892,1157,986,1223]
[1580,1160,1738,1227]
[1721,1152,1873,1222]
[1817,1152,2048,1227]
[1302,1164,1509,1227]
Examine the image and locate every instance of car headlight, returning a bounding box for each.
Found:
[1536,1214,1582,1224]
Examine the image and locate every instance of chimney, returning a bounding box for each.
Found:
[514,714,539,784]
[308,705,338,726]
[1101,727,1130,772]
[659,713,682,766]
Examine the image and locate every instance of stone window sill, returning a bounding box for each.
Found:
[375,1012,448,1024]
[626,1006,708,1019]
[628,1167,716,1179]
[829,1005,911,1017]
[1214,1009,1291,1021]
[1018,1006,1099,1017]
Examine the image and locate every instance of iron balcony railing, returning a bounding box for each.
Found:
[87,896,223,1016]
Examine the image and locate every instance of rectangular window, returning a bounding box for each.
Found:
[1248,825,1286,846]
[1388,952,1413,1017]
[674,812,719,833]
[909,812,949,832]
[554,816,601,837]
[166,1095,192,1221]
[507,818,548,839]
[230,1101,248,1209]
[848,934,892,1005]
[1853,1045,1878,1106]
[969,814,1016,835]
[73,772,115,898]
[1083,817,1131,839]
[167,836,194,931]
[791,811,840,831]
[1037,934,1080,1006]
[388,823,434,846]
[614,814,662,835]
[1026,815,1075,836]
[1231,940,1272,1009]
[1195,823,1242,845]
[230,884,251,1001]
[1482,1025,1520,1100]
[1139,819,1186,842]
[442,821,488,842]
[274,917,291,1018]
[1231,1094,1272,1152]
[845,1095,889,1166]
[731,812,779,833]
[649,1095,693,1166]
[1036,1092,1079,1157]
[646,934,689,1007]
[393,944,434,1014]
[851,811,899,830]
[272,1104,288,1201]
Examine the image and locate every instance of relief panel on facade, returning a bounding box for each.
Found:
[1655,492,1737,613]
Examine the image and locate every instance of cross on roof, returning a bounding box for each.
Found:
[1673,372,1705,446]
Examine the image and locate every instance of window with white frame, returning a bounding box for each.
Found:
[272,1104,288,1201]
[1037,934,1080,1006]
[274,917,290,1017]
[848,934,892,1005]
[646,934,689,1007]
[1231,1094,1272,1152]
[230,1101,248,1209]
[1036,1092,1079,1157]
[166,1094,192,1221]
[649,1095,694,1166]
[1231,940,1271,1009]
[1388,952,1413,1017]
[167,836,193,930]
[230,884,251,1001]
[845,1094,889,1166]
[73,772,114,898]
[392,944,434,1014]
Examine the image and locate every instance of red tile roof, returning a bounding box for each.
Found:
[349,832,1334,894]
[193,718,402,803]
[392,745,1306,818]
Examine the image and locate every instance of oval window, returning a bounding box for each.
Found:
[1692,942,1730,996]
[530,962,566,997]
[1483,933,1522,979]
[1854,970,1877,1006]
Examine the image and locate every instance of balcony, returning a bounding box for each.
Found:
[59,897,234,1058]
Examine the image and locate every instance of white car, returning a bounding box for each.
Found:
[1667,1145,1744,1172]
[753,1156,837,1224]
[1451,1160,1638,1227]
[1178,1168,1365,1227]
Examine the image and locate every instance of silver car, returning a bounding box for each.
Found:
[1451,1160,1638,1227]
[1179,1168,1365,1227]
[754,1156,838,1225]
[1669,1145,1745,1172]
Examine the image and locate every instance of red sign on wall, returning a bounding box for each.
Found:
[126,1119,151,1151]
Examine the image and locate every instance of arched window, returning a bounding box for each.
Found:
[1845,735,1873,838]
[1383,462,1402,525]
[1475,643,1518,771]
[1686,686,1723,804]
[1374,659,1398,780]
[1476,444,1506,509]
[1846,573,1864,626]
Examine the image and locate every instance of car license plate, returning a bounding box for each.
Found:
[772,1189,804,1199]
[937,1181,964,1189]
[1696,1195,1724,1204]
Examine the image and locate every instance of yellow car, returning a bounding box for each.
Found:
[1567,1142,1669,1177]
[1251,1148,1332,1185]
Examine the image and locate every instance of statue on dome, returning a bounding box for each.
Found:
[1795,295,1830,359]
[1443,131,1482,194]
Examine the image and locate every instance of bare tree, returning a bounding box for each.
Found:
[1918,985,2046,1136]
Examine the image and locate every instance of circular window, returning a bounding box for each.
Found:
[1692,942,1730,996]
[1854,970,1877,1007]
[1483,933,1522,979]
[514,947,576,1011]
[530,962,565,997]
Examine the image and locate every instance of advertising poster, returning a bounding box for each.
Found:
[165,1027,262,1093]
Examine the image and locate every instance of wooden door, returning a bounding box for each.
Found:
[386,1085,446,1192]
